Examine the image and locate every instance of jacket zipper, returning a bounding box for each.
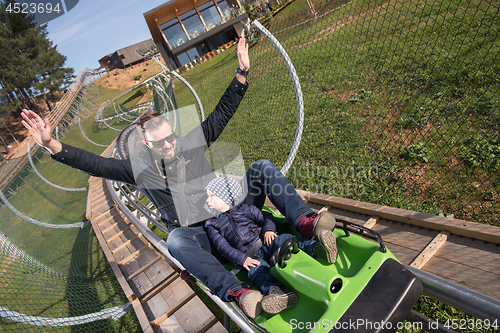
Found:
[228,214,244,245]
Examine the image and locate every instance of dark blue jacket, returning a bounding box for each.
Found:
[51,77,248,230]
[204,203,276,266]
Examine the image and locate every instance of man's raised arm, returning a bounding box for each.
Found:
[201,37,250,145]
[21,109,136,185]
[235,37,249,84]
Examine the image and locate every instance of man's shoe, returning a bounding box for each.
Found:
[261,292,298,314]
[231,288,263,318]
[296,211,336,239]
[312,229,338,263]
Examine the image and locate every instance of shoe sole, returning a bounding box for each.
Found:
[261,292,298,314]
[313,212,336,237]
[317,229,338,264]
[240,291,263,318]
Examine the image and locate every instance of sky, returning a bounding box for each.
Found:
[45,0,171,74]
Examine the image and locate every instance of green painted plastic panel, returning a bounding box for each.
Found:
[248,207,400,333]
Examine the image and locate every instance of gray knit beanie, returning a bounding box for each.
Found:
[205,176,243,207]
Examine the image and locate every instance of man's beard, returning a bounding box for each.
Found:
[156,141,177,162]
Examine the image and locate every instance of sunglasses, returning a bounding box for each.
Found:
[146,132,176,148]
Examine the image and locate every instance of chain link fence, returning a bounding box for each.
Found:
[179,0,499,226]
[0,76,141,331]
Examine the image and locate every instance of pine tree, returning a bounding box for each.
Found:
[35,43,74,112]
[0,0,74,152]
[0,3,25,114]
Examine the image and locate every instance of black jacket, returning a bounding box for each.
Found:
[52,77,248,230]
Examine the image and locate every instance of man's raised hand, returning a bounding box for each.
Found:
[21,109,62,154]
[237,37,250,71]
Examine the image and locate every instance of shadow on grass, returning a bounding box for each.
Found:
[120,89,145,108]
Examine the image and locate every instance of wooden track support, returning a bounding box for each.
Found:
[318,205,331,213]
[363,216,379,229]
[87,174,227,333]
[410,231,451,269]
[296,190,500,245]
[150,291,197,329]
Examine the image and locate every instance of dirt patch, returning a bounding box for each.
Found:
[0,250,21,287]
[324,86,357,102]
[136,92,154,105]
[392,163,434,199]
[0,113,31,155]
[93,59,163,91]
[385,123,434,149]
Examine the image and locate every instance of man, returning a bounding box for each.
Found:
[21,37,337,318]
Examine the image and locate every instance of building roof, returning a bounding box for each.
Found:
[115,39,156,66]
[143,0,215,44]
[143,0,176,16]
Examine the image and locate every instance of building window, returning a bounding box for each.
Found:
[217,0,232,23]
[179,9,205,40]
[161,19,188,49]
[207,31,230,50]
[197,42,209,56]
[177,53,191,67]
[186,47,200,61]
[177,47,201,67]
[198,1,222,31]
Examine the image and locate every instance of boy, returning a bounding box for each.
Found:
[204,176,338,318]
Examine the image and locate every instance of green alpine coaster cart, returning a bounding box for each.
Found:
[224,206,423,333]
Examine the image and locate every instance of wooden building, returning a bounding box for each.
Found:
[144,0,249,70]
[99,39,156,71]
[98,55,113,71]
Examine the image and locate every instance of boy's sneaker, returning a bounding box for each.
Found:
[296,211,336,239]
[231,288,263,318]
[261,292,298,314]
[312,229,338,263]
